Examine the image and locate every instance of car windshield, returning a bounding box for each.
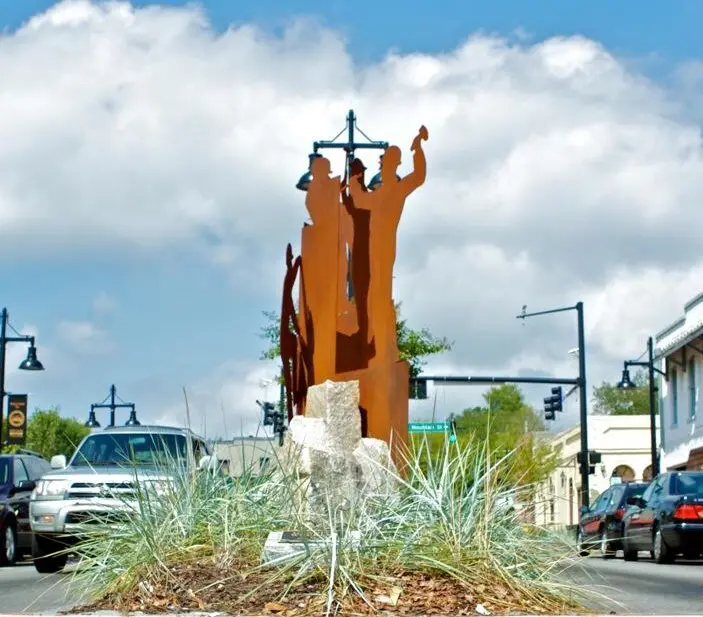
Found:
[625,484,647,497]
[70,432,189,468]
[670,473,703,496]
[0,459,8,484]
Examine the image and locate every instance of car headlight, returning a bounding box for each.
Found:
[33,479,69,498]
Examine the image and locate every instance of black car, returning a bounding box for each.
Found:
[622,471,703,563]
[576,481,650,558]
[0,451,53,566]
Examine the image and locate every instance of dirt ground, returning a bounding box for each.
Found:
[70,556,585,617]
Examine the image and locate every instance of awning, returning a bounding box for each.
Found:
[686,446,703,471]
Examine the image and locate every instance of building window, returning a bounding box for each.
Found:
[672,369,679,426]
[689,357,697,421]
[642,465,653,481]
[612,464,635,482]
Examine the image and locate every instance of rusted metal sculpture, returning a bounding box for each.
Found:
[280,243,303,422]
[280,120,428,464]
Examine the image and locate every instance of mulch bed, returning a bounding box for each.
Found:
[70,556,586,616]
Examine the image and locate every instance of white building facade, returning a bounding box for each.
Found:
[212,436,281,477]
[655,291,703,472]
[534,415,658,530]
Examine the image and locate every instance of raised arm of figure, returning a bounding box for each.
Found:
[399,125,428,197]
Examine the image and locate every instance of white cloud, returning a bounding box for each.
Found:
[57,320,113,354]
[92,291,117,315]
[150,360,281,439]
[1,1,703,427]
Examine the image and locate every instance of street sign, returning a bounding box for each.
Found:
[408,422,450,433]
[448,433,457,444]
[6,394,28,445]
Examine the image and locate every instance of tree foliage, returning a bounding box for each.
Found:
[592,369,656,415]
[450,385,560,488]
[3,407,90,459]
[258,302,452,378]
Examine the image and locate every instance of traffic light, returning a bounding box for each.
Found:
[543,386,563,421]
[409,378,428,400]
[257,400,276,426]
[577,450,602,475]
[449,418,457,444]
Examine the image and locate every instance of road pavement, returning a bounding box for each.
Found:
[0,560,84,614]
[568,553,703,615]
[1,553,703,615]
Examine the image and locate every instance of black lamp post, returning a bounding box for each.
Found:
[295,109,389,192]
[616,336,663,478]
[87,384,138,428]
[0,308,45,448]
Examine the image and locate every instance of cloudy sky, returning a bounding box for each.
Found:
[2,0,703,438]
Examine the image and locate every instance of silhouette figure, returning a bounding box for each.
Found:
[350,126,428,364]
[301,156,343,384]
[341,157,373,359]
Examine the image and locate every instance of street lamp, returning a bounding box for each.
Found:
[616,336,663,477]
[87,384,138,428]
[295,109,389,192]
[0,308,45,448]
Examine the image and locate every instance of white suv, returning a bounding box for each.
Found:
[29,424,215,573]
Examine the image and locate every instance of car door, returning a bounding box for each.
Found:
[628,476,664,548]
[583,489,611,540]
[9,458,33,547]
[604,484,625,533]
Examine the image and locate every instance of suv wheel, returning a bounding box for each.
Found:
[32,535,68,573]
[0,521,17,566]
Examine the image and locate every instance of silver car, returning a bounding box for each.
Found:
[29,424,215,573]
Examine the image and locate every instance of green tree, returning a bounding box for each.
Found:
[592,369,656,415]
[3,407,90,459]
[452,385,560,488]
[259,302,452,379]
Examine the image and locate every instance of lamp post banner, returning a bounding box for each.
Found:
[6,394,28,445]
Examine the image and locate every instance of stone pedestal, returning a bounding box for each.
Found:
[336,359,409,471]
[278,379,398,535]
[262,530,362,566]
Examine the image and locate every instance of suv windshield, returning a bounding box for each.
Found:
[0,458,8,484]
[71,432,189,468]
[670,472,703,496]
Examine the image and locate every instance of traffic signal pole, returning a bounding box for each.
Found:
[576,301,590,509]
[413,302,592,508]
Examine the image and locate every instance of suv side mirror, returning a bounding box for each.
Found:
[50,455,67,470]
[16,479,36,492]
[198,455,219,473]
[579,505,589,515]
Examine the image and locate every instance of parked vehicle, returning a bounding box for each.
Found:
[576,481,649,558]
[29,425,216,573]
[0,451,53,565]
[621,471,703,563]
